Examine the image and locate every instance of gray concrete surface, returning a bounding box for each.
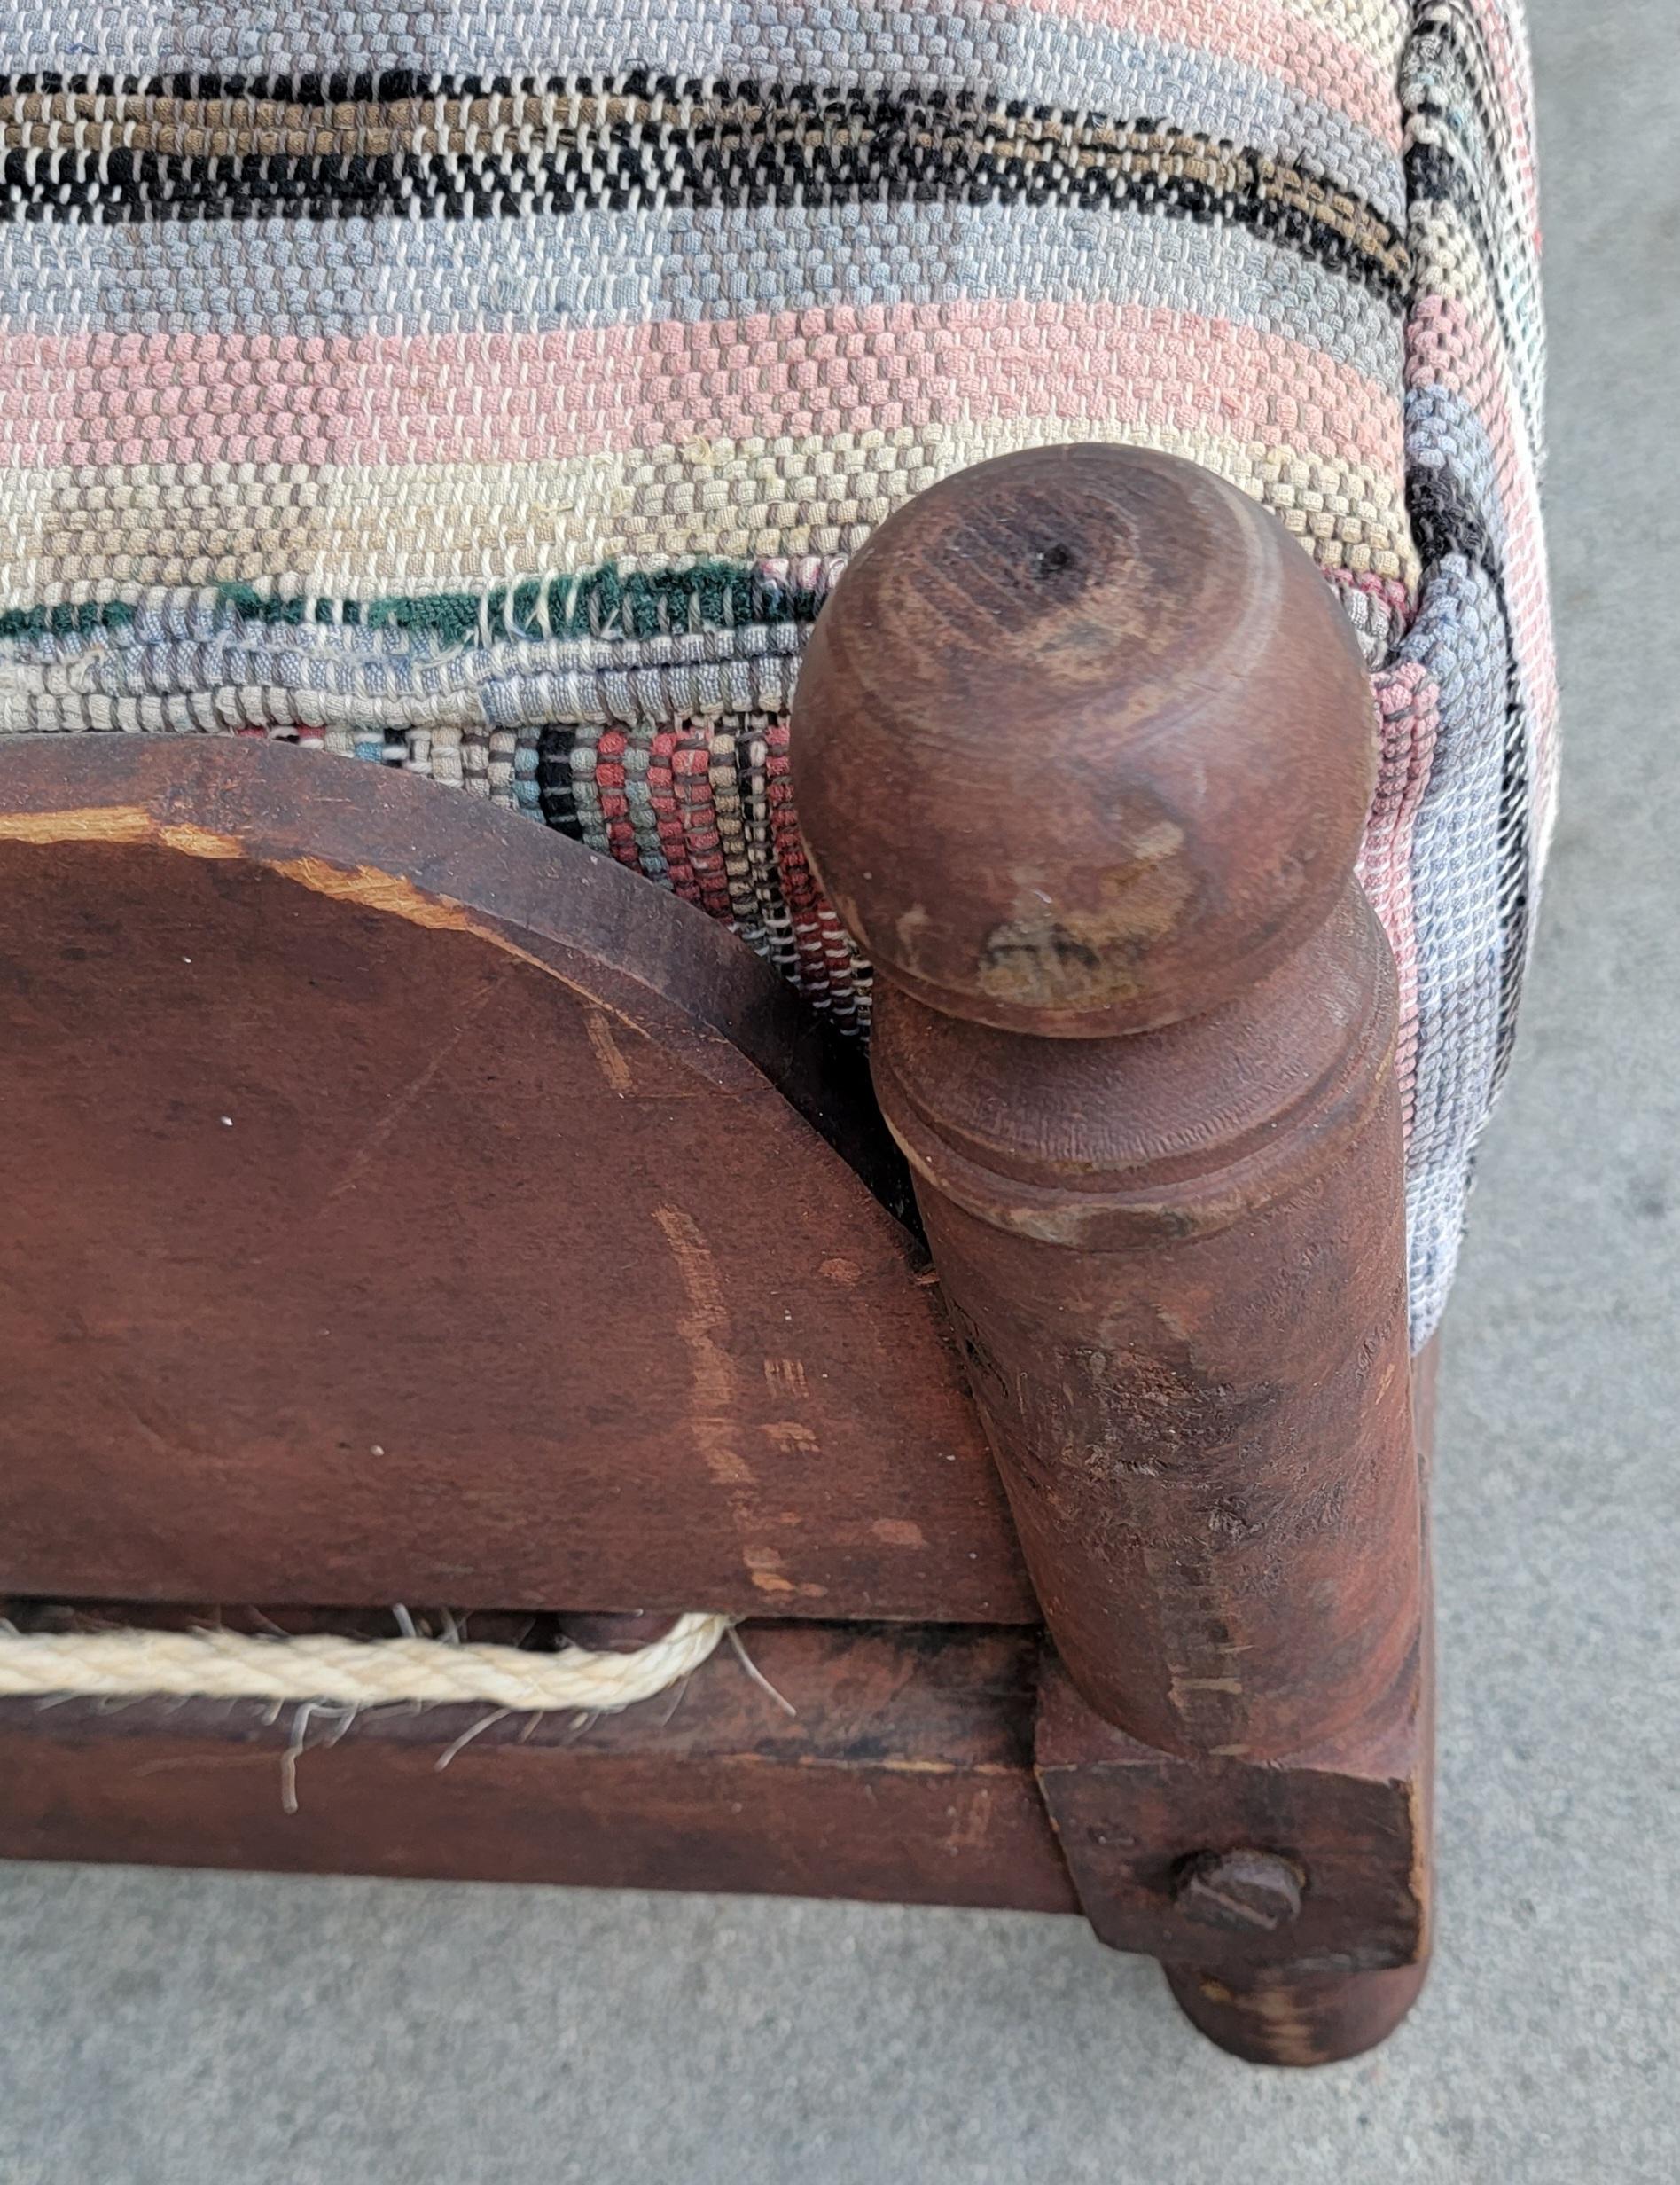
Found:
[2,4,1676,2178]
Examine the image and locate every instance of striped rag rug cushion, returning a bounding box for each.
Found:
[0,0,1553,1346]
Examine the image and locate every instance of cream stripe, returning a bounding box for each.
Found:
[1408,197,1544,435]
[1277,0,1407,68]
[0,425,1416,609]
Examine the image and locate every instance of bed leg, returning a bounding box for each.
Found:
[795,444,1430,2064]
[1162,1960,1430,2068]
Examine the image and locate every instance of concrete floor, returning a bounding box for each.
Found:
[3,4,1676,2179]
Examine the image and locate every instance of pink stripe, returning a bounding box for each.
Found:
[1028,0,1401,148]
[1407,293,1520,419]
[1467,0,1543,244]
[0,305,1403,478]
[673,726,732,923]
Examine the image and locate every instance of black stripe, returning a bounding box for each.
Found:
[0,82,1409,310]
[10,70,970,103]
[536,725,583,840]
[1406,462,1496,582]
[1489,681,1532,1094]
[1403,138,1510,319]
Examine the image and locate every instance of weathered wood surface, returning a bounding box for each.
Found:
[1034,1649,1426,1977]
[0,1621,1076,1914]
[0,737,1034,1622]
[1161,1959,1430,2070]
[0,443,1441,2067]
[1041,1334,1439,2065]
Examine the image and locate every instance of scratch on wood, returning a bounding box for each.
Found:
[763,1421,820,1455]
[652,1204,754,1492]
[0,805,652,1036]
[271,855,479,929]
[744,1547,795,1595]
[743,1546,826,1599]
[584,1010,635,1094]
[325,968,506,1202]
[0,804,163,847]
[939,1787,995,1854]
[1406,1770,1431,1946]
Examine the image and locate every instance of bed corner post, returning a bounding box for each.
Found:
[794,444,1431,2064]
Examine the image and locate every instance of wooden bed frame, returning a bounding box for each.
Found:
[0,448,1432,2067]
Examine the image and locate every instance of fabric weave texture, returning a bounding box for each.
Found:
[0,0,1553,1343]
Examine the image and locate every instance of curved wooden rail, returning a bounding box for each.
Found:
[0,736,1033,1622]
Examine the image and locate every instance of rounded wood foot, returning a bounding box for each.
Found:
[1163,1956,1428,2066]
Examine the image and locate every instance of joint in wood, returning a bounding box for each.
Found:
[1034,1653,1429,1979]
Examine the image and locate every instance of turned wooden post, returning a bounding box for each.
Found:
[794,446,1428,2061]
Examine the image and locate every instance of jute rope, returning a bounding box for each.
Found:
[0,1612,731,1712]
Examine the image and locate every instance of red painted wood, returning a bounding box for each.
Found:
[0,738,1034,1622]
[0,1621,1076,1915]
[795,445,1430,2062]
[0,444,1439,2068]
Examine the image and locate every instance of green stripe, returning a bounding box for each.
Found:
[0,598,139,642]
[0,560,829,648]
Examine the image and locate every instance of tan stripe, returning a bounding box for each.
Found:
[1,87,671,157]
[1410,200,1523,318]
[0,423,1417,609]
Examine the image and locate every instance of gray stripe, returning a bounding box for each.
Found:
[5,200,1403,378]
[1406,383,1512,559]
[1395,558,1510,1348]
[1407,381,1553,725]
[0,609,815,732]
[0,3,1403,216]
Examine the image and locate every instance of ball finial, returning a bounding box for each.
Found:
[793,445,1377,1036]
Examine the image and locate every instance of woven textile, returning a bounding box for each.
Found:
[0,0,1552,1343]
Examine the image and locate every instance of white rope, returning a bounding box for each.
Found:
[0,1612,731,1712]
